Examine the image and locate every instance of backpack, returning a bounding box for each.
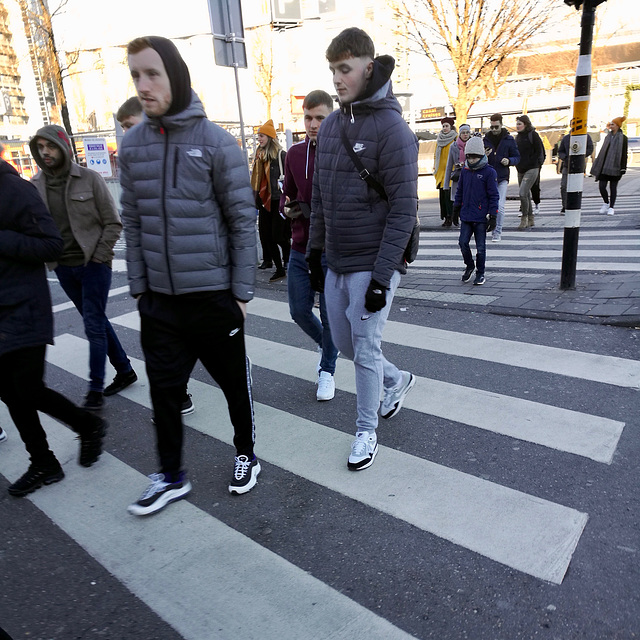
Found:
[528,130,545,166]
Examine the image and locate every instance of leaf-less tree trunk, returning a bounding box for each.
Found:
[19,0,77,158]
[394,0,562,123]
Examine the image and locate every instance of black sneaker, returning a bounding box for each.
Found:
[474,274,486,286]
[8,463,64,497]
[181,393,195,416]
[269,269,286,282]
[258,261,273,270]
[103,370,138,396]
[0,427,6,443]
[83,390,104,411]
[78,416,107,467]
[462,266,475,283]
[229,455,261,495]
[127,472,192,516]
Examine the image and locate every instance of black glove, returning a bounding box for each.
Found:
[453,204,462,219]
[307,249,325,293]
[487,215,497,232]
[364,279,387,313]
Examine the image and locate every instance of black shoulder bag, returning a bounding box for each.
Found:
[339,125,420,263]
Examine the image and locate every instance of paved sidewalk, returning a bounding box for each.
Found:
[401,166,640,327]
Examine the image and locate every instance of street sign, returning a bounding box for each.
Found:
[208,0,247,68]
[420,107,446,120]
[83,138,111,178]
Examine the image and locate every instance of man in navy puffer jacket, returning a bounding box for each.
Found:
[453,136,499,286]
[119,36,259,515]
[308,28,418,471]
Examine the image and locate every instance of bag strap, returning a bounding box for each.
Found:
[278,150,284,178]
[339,124,388,202]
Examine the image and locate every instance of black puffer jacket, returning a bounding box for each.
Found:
[309,57,418,288]
[0,161,63,357]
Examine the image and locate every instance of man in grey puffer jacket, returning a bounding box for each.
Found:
[119,36,259,515]
[308,28,418,471]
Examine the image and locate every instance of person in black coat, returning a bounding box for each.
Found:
[514,114,545,229]
[0,150,106,498]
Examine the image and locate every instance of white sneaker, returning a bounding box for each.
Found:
[599,203,609,214]
[380,371,416,419]
[348,431,378,471]
[491,234,501,242]
[607,208,615,216]
[533,203,540,214]
[316,371,335,401]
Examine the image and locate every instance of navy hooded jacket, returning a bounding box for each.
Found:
[308,57,418,289]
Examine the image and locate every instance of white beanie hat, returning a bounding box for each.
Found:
[464,136,485,156]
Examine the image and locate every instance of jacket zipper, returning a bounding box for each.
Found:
[173,147,179,189]
[161,128,175,294]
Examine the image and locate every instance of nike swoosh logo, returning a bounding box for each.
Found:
[229,328,240,337]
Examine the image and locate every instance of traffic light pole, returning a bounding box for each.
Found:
[560,0,602,290]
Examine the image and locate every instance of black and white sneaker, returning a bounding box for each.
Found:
[461,266,475,283]
[0,427,7,443]
[474,274,486,286]
[127,472,192,516]
[229,455,261,495]
[180,393,195,416]
[380,371,416,419]
[348,431,378,471]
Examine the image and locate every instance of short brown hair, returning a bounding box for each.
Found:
[490,113,503,123]
[127,37,152,55]
[326,28,374,63]
[116,97,142,123]
[302,90,333,111]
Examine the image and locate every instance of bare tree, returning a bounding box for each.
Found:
[18,0,78,152]
[393,0,562,122]
[250,24,276,120]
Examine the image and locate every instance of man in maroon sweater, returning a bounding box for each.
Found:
[280,90,338,401]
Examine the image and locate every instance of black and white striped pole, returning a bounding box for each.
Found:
[560,0,607,290]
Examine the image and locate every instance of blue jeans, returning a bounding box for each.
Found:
[56,262,132,392]
[495,180,508,235]
[287,249,338,375]
[459,221,487,276]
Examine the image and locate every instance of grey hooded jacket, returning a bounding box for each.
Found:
[118,91,256,301]
[309,81,418,289]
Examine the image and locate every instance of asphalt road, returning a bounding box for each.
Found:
[0,248,638,640]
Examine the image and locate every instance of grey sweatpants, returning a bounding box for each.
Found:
[324,269,403,433]
[518,168,539,218]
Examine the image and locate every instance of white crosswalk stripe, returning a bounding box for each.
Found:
[1,294,633,637]
[416,200,640,272]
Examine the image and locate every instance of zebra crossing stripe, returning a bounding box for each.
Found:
[413,249,640,258]
[46,333,587,584]
[0,407,414,640]
[108,309,626,462]
[410,259,640,272]
[247,297,640,389]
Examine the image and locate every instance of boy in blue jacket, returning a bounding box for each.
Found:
[453,136,499,286]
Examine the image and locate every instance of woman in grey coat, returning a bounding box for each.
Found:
[591,116,628,216]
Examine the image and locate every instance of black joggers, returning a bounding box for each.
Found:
[138,290,255,474]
